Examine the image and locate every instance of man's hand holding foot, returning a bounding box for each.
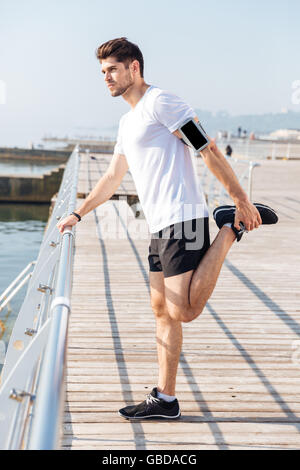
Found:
[213,202,278,242]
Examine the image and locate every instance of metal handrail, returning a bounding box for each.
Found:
[0,261,36,312]
[28,238,74,449]
[28,153,79,449]
[0,145,80,449]
[217,137,300,160]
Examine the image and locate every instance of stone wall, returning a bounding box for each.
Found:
[0,165,65,202]
[0,147,71,162]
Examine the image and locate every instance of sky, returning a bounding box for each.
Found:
[0,0,299,146]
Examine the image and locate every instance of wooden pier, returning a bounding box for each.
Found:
[62,152,300,449]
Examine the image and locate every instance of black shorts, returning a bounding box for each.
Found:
[148,217,210,278]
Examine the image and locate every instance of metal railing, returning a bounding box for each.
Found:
[197,154,260,209]
[217,138,300,160]
[0,261,36,314]
[0,145,80,449]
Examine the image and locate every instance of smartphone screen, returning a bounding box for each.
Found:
[181,120,208,149]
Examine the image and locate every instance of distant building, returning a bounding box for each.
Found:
[217,130,228,140]
[269,129,300,140]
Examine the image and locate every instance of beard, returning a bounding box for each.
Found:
[109,74,134,97]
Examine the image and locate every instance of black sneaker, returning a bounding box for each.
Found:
[213,202,278,242]
[118,387,181,420]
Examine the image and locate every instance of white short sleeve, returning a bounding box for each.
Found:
[152,90,197,133]
[114,115,126,155]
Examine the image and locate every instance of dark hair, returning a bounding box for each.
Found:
[96,37,144,77]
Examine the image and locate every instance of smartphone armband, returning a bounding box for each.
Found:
[178,118,209,152]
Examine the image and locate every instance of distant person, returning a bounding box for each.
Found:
[238,126,242,138]
[225,144,233,157]
[243,129,247,138]
[57,37,278,421]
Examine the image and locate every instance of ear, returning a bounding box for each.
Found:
[131,59,140,75]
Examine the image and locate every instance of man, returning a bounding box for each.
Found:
[225,144,233,157]
[57,37,277,420]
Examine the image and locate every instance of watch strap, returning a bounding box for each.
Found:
[71,211,81,222]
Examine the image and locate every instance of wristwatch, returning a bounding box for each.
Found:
[71,211,81,222]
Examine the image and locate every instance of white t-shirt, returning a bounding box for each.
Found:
[114,85,209,233]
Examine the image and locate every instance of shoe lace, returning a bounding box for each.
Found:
[146,393,160,405]
[239,222,248,233]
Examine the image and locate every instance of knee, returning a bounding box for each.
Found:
[168,303,204,323]
[151,297,205,323]
[151,298,169,319]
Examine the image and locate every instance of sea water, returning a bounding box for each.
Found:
[0,203,50,374]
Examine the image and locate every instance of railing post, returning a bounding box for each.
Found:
[245,139,250,160]
[247,161,260,201]
[286,143,291,160]
[271,143,276,160]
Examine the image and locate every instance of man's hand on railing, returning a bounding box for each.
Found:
[56,214,79,234]
[234,199,262,232]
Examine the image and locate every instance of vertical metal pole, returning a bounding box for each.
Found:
[247,162,260,201]
[246,139,249,160]
[271,143,276,160]
[248,161,254,200]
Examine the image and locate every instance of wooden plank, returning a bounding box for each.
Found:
[65,383,300,394]
[63,412,300,423]
[66,367,300,377]
[65,392,300,403]
[65,361,298,371]
[64,402,300,412]
[62,421,300,435]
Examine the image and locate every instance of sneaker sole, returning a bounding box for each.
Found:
[118,411,181,420]
[213,203,278,221]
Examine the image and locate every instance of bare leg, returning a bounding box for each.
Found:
[149,227,236,395]
[189,225,236,314]
[150,271,182,396]
[156,314,182,396]
[164,226,236,323]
